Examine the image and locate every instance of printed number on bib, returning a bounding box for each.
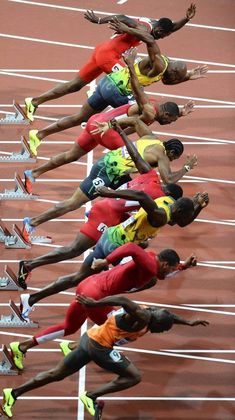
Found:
[109,349,122,362]
[92,177,105,189]
[97,223,108,233]
[112,63,123,72]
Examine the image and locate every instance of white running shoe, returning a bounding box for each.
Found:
[20,293,34,321]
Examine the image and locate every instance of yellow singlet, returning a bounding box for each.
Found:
[107,195,174,245]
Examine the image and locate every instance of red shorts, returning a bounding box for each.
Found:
[76,114,124,153]
[80,201,122,242]
[79,44,125,83]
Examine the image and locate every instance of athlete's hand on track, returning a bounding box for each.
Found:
[181,100,195,116]
[197,192,209,208]
[84,10,100,24]
[183,253,197,268]
[109,17,129,34]
[76,295,98,306]
[122,47,138,67]
[90,121,110,136]
[188,65,208,80]
[189,319,209,327]
[186,3,196,20]
[96,186,114,197]
[184,154,198,170]
[91,258,109,270]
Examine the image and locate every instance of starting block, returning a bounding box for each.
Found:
[0,220,52,248]
[0,136,36,163]
[0,345,19,375]
[0,300,38,328]
[0,265,23,291]
[0,100,30,125]
[0,172,39,200]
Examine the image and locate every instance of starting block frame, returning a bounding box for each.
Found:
[0,220,52,248]
[0,345,19,376]
[0,265,23,291]
[0,100,30,125]
[0,300,39,328]
[0,172,39,200]
[0,135,37,163]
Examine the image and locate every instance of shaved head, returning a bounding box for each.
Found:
[163,60,187,84]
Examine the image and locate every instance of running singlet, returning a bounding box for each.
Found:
[107,56,169,95]
[104,138,165,181]
[87,313,148,348]
[107,195,174,245]
[103,18,153,56]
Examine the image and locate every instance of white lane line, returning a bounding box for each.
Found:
[1,103,235,109]
[152,131,235,144]
[9,0,235,33]
[1,69,235,74]
[145,90,235,105]
[0,396,233,401]
[0,33,235,68]
[134,301,235,316]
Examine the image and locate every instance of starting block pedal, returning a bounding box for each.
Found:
[0,345,19,375]
[0,172,39,200]
[0,265,23,291]
[0,100,30,125]
[0,136,36,163]
[0,220,52,248]
[0,300,39,328]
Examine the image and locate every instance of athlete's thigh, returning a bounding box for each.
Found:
[90,341,131,375]
[79,158,110,200]
[64,334,91,373]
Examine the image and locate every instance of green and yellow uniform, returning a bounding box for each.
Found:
[107,195,174,246]
[104,138,165,182]
[107,56,169,95]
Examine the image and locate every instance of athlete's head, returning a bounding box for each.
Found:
[170,197,195,227]
[151,18,174,39]
[162,60,188,84]
[164,138,184,161]
[157,102,180,125]
[156,248,180,279]
[162,183,183,200]
[148,308,174,333]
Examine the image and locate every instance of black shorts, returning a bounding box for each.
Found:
[79,157,131,200]
[64,333,130,375]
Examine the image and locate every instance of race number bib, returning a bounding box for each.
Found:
[109,349,122,362]
[97,223,108,233]
[111,63,124,72]
[92,177,105,189]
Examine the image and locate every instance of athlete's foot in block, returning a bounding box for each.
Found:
[24,170,35,194]
[21,217,35,244]
[20,293,34,321]
[2,388,16,418]
[29,130,41,156]
[24,97,37,122]
[17,261,31,290]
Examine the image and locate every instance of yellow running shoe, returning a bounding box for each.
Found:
[59,341,72,357]
[25,97,36,122]
[80,392,95,416]
[29,130,41,156]
[2,388,16,418]
[10,342,24,370]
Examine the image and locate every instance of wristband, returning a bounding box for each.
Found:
[184,165,190,172]
[98,18,101,24]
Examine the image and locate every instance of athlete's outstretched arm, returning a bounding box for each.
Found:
[84,10,138,27]
[171,313,209,327]
[123,48,156,122]
[171,3,196,33]
[77,295,149,321]
[157,152,198,184]
[97,186,167,227]
[179,192,209,227]
[112,122,151,174]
